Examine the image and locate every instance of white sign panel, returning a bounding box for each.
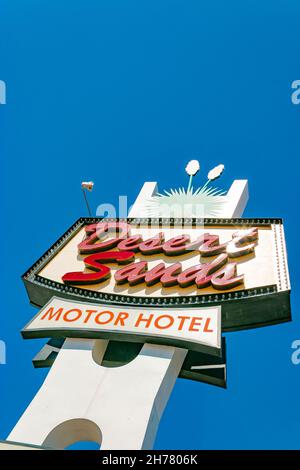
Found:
[22,297,221,355]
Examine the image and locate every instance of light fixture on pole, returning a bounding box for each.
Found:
[81,181,94,216]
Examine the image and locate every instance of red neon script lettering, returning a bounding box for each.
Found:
[62,251,135,285]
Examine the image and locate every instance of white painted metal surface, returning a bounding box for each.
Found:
[8,339,187,449]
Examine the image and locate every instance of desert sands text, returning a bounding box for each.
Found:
[62,222,258,291]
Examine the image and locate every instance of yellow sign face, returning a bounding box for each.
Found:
[38,222,279,295]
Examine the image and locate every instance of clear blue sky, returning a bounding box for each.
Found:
[0,0,300,449]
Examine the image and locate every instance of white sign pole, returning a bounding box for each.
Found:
[7,180,248,450]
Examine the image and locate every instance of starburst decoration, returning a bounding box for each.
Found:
[144,161,226,218]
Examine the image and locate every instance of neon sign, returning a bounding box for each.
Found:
[22,217,291,332]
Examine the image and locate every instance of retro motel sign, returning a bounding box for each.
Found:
[0,180,291,450]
